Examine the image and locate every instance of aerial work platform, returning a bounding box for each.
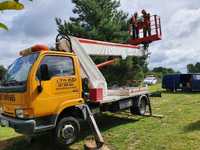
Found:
[128,15,162,45]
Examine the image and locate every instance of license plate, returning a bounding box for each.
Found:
[0,119,9,127]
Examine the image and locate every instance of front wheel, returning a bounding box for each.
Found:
[55,117,80,147]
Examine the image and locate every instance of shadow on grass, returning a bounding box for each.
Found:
[183,120,200,132]
[0,113,139,150]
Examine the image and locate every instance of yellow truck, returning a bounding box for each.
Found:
[0,34,153,147]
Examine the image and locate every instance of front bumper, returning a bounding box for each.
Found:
[0,114,35,135]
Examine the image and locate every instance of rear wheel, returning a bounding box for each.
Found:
[130,96,148,115]
[55,117,80,147]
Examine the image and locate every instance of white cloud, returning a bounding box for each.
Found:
[168,8,200,38]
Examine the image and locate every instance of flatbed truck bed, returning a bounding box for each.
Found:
[102,87,149,103]
[87,87,150,116]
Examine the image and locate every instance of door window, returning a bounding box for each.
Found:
[38,56,75,79]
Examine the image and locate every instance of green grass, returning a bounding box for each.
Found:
[148,83,163,92]
[1,84,200,150]
[0,128,18,141]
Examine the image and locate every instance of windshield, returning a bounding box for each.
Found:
[3,53,38,85]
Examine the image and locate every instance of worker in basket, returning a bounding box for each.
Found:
[142,9,151,37]
[129,10,151,40]
[129,12,139,39]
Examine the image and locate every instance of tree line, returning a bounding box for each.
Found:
[147,67,180,81]
[187,63,200,73]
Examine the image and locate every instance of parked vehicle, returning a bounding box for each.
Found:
[162,74,200,92]
[144,76,158,85]
[0,12,162,148]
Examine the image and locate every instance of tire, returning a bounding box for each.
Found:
[55,116,80,147]
[130,96,147,115]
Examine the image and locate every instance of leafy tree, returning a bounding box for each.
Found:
[187,62,200,73]
[56,0,129,42]
[0,65,6,81]
[187,64,194,73]
[56,0,147,86]
[0,0,32,30]
[152,67,175,74]
[150,66,178,79]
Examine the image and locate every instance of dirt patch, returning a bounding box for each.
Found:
[84,137,110,150]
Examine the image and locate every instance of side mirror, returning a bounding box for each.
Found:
[40,64,50,81]
[82,78,89,91]
[82,78,89,98]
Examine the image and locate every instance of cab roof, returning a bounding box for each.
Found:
[36,50,76,57]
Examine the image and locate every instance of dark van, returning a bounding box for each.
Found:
[162,74,200,92]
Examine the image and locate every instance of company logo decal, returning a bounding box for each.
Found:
[0,94,15,102]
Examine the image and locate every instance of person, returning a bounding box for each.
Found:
[142,9,151,37]
[129,12,139,39]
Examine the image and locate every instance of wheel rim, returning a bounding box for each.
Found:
[61,124,75,139]
[58,123,76,144]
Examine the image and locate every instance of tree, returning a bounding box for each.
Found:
[56,0,129,42]
[0,0,32,30]
[0,65,6,81]
[187,64,195,73]
[56,0,147,86]
[187,62,200,73]
[150,66,178,79]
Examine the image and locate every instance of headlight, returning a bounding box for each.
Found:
[0,106,3,114]
[15,109,24,118]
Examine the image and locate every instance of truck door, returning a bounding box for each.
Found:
[192,74,200,91]
[33,55,81,116]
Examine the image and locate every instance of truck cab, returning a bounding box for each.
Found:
[0,49,84,136]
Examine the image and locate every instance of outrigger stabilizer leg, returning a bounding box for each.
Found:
[84,105,104,149]
[144,97,163,118]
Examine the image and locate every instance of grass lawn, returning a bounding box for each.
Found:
[0,84,200,150]
[0,128,18,141]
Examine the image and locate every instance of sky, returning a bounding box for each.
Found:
[0,0,200,72]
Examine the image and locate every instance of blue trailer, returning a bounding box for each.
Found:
[162,74,200,92]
